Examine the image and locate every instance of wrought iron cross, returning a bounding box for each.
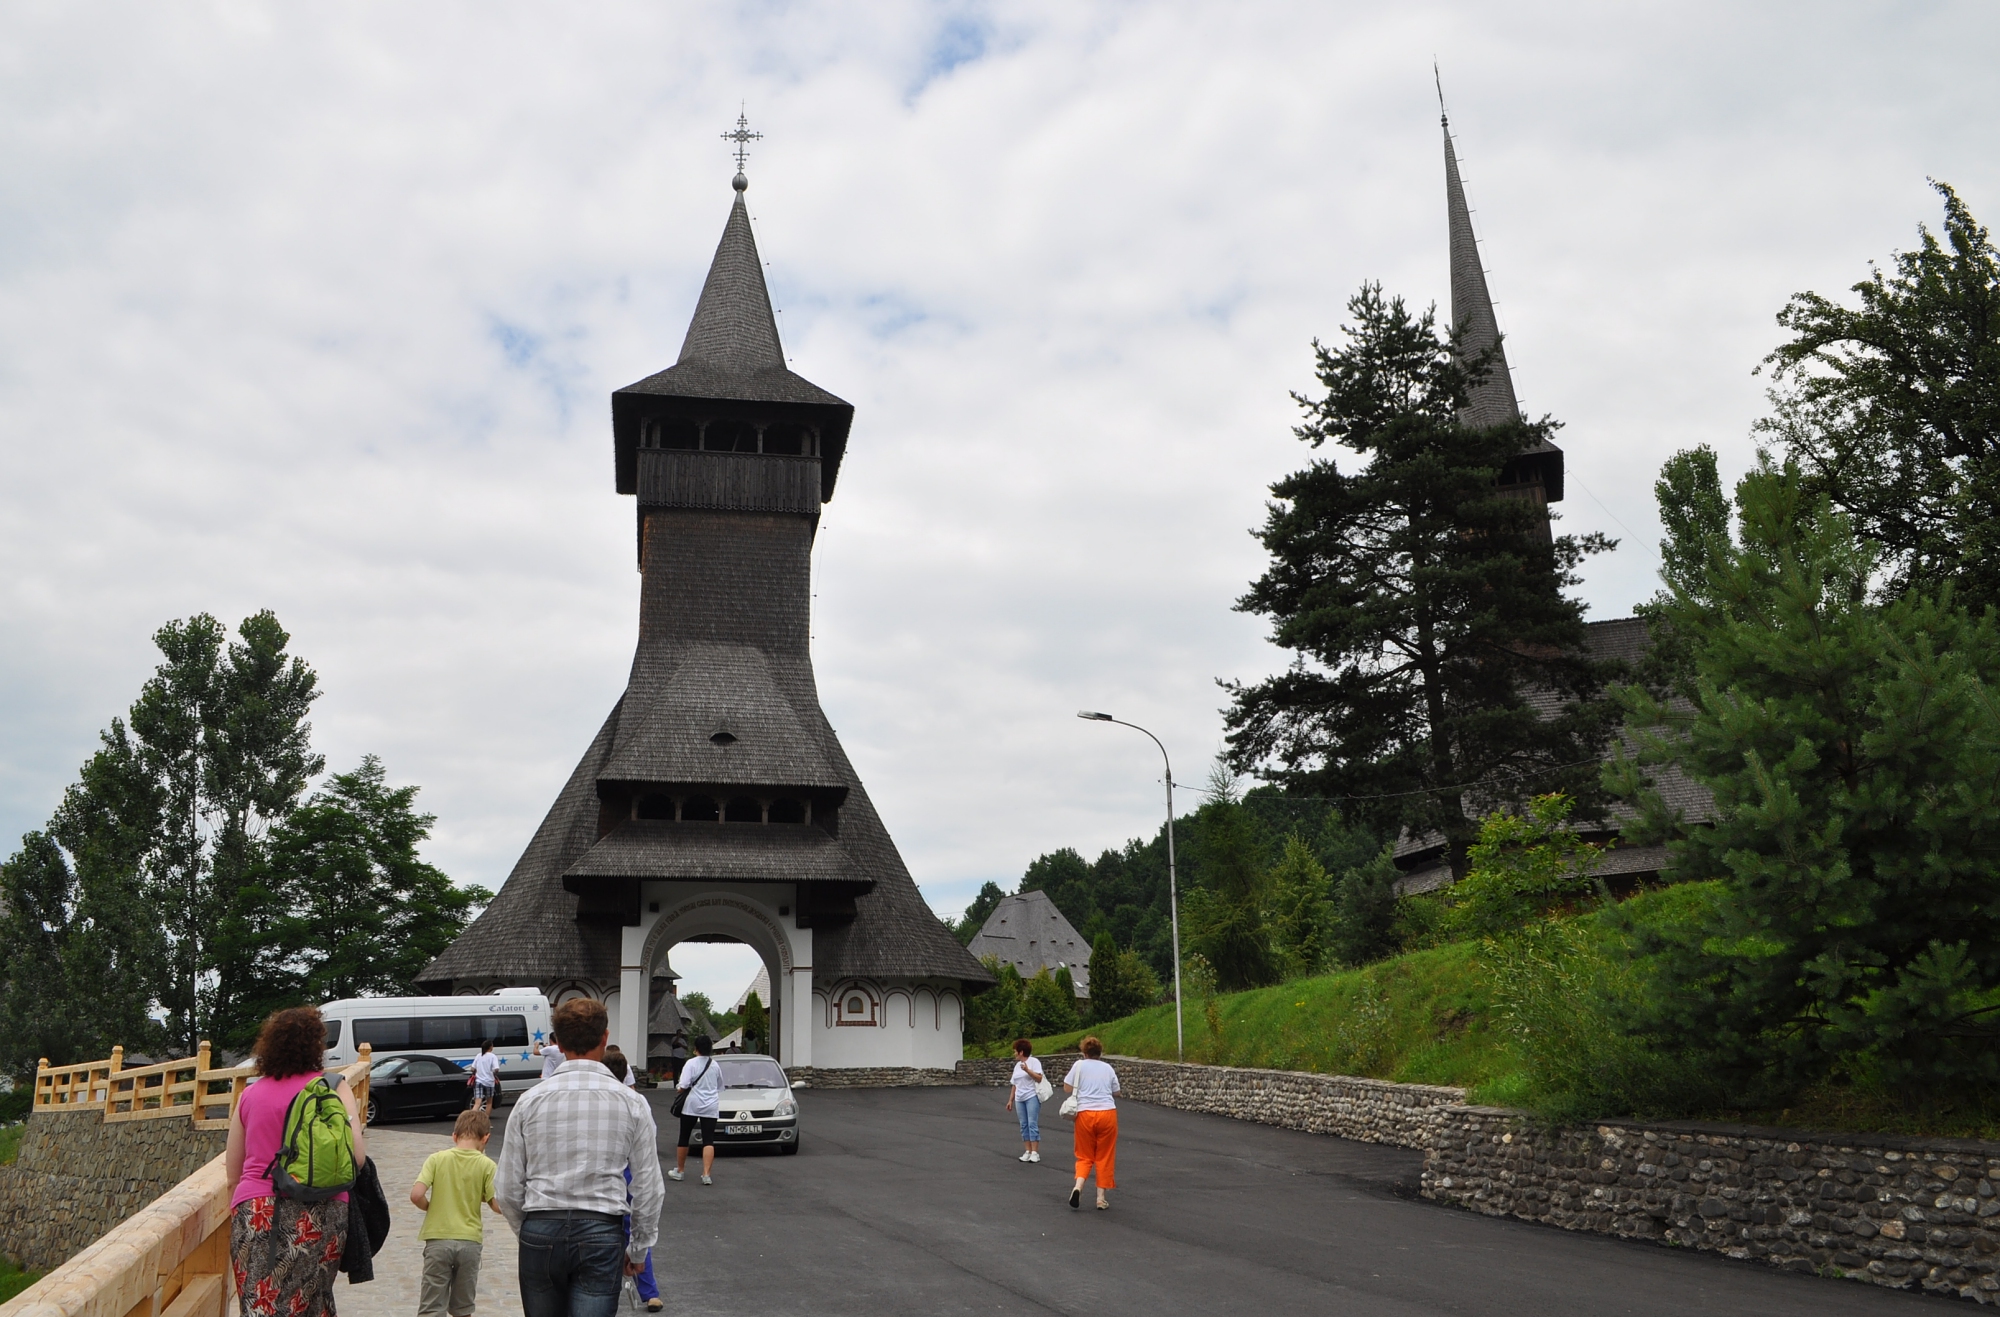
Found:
[722,110,762,173]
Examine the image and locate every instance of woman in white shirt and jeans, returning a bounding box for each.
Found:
[1063,1036,1120,1210]
[1005,1038,1044,1163]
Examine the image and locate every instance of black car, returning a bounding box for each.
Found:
[366,1053,475,1124]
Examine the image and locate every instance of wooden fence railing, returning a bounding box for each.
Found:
[0,1048,371,1317]
[30,1042,326,1132]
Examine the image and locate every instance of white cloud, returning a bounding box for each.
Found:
[2,0,1995,932]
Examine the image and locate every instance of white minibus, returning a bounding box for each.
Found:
[320,990,553,1103]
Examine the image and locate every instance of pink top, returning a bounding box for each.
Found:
[230,1072,350,1209]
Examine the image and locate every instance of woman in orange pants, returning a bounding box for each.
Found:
[1064,1036,1121,1210]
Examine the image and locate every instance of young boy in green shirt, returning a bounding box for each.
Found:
[411,1107,500,1317]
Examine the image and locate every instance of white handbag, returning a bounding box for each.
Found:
[1034,1070,1054,1103]
[1059,1092,1080,1119]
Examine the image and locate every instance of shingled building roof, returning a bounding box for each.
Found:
[419,176,987,994]
[967,891,1092,998]
[610,186,854,502]
[1444,111,1562,502]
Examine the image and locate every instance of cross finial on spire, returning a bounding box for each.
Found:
[722,107,762,191]
[1434,60,1448,127]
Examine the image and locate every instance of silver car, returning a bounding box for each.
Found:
[679,1054,800,1154]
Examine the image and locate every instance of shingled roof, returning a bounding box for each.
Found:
[967,890,1092,997]
[419,174,987,994]
[1444,111,1561,500]
[610,185,854,502]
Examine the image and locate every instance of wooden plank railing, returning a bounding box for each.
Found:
[32,1043,296,1133]
[0,1050,371,1317]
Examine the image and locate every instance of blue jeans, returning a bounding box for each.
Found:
[1016,1093,1041,1143]
[518,1214,626,1317]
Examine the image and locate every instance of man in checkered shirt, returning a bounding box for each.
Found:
[496,998,665,1317]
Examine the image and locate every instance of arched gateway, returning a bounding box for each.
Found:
[417,149,990,1073]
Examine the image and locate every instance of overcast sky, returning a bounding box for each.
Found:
[2,2,1995,1005]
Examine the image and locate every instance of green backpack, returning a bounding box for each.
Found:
[269,1077,357,1202]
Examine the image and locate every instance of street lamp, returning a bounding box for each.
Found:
[1077,711,1184,1062]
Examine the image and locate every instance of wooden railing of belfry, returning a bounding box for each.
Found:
[0,1047,372,1317]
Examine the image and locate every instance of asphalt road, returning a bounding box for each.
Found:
[390,1085,1956,1316]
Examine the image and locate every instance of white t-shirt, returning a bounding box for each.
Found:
[539,1043,566,1079]
[676,1055,721,1118]
[472,1052,500,1085]
[1066,1057,1120,1111]
[1010,1058,1045,1101]
[620,1064,637,1088]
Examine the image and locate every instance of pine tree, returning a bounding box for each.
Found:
[1225,284,1618,876]
[1263,835,1332,979]
[1613,456,2000,1093]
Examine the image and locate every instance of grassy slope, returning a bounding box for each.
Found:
[995,881,2000,1140]
[1016,939,1528,1104]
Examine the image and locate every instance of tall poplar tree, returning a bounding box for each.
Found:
[1225,285,1618,876]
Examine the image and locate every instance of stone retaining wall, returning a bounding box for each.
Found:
[0,1109,226,1271]
[1424,1106,2000,1304]
[1105,1059,1462,1150]
[786,1065,966,1089]
[913,1053,1461,1151]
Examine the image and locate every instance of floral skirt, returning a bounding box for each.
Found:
[230,1195,348,1317]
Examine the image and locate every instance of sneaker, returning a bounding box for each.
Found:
[646,1302,663,1313]
[700,1174,713,1186]
[1028,1152,1041,1163]
[1019,1151,1033,1162]
[667,1169,684,1182]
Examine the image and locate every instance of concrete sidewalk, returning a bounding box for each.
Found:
[336,1130,521,1317]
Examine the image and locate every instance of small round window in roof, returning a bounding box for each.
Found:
[710,731,737,745]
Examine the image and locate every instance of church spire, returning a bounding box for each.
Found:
[676,185,786,373]
[1442,110,1522,430]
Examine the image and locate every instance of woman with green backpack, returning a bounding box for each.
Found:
[226,1006,368,1317]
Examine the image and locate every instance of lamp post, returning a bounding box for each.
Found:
[1077,711,1183,1062]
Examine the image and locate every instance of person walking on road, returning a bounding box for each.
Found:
[225,1005,366,1317]
[470,1041,501,1113]
[1064,1036,1120,1211]
[1005,1038,1044,1163]
[495,998,664,1317]
[670,1034,721,1186]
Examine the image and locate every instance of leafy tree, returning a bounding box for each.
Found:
[1612,457,2000,1093]
[1112,950,1161,1016]
[953,881,1007,944]
[211,757,489,1047]
[127,613,322,1051]
[2,612,487,1058]
[1225,284,1618,877]
[1759,183,2000,608]
[1263,835,1332,979]
[1019,969,1077,1038]
[1446,794,1601,939]
[680,991,715,1019]
[1016,849,1097,934]
[741,992,768,1053]
[1329,845,1401,967]
[0,833,162,1076]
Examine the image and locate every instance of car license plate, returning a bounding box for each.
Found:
[725,1123,763,1135]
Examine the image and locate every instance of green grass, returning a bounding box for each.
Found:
[0,1256,36,1304]
[979,881,2000,1140]
[1004,938,1531,1105]
[0,1125,22,1168]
